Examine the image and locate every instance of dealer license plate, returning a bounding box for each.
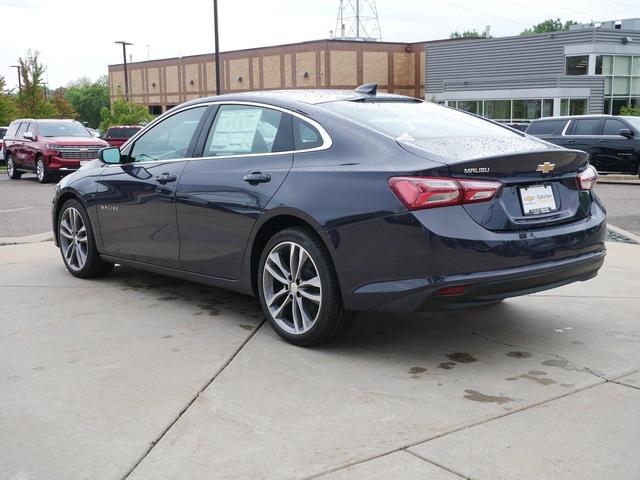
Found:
[519,184,557,215]
[80,160,90,166]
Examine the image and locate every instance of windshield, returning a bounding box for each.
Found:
[322,101,518,140]
[622,117,640,132]
[38,121,91,138]
[107,127,141,139]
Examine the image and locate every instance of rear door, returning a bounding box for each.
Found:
[563,118,603,164]
[176,103,294,279]
[596,118,636,173]
[12,122,28,168]
[96,105,210,267]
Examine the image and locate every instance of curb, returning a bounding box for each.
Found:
[0,232,53,246]
[607,224,640,244]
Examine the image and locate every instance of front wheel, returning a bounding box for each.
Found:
[6,155,22,179]
[36,156,52,183]
[258,227,352,347]
[58,199,113,278]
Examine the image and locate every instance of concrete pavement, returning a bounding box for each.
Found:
[1,241,639,480]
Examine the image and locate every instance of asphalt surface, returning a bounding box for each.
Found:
[0,173,639,237]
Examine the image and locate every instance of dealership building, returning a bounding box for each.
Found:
[108,18,640,122]
[107,39,441,114]
[428,19,640,121]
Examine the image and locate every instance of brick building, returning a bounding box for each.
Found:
[107,38,447,114]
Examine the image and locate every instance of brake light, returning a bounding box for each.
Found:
[577,165,598,190]
[388,176,502,210]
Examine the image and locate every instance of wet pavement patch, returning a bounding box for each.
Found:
[438,361,456,370]
[446,352,477,364]
[506,351,532,359]
[541,358,584,372]
[463,389,516,405]
[408,366,427,375]
[518,374,557,386]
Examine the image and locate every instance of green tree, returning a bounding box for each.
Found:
[51,89,78,119]
[450,29,489,39]
[65,76,110,128]
[620,105,640,116]
[520,19,577,35]
[99,91,153,132]
[0,76,19,125]
[17,50,57,118]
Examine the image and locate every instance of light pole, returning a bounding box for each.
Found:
[114,41,133,101]
[213,0,221,95]
[10,65,22,94]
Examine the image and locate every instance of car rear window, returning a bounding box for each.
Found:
[107,127,141,139]
[526,119,568,135]
[322,101,517,140]
[38,121,91,138]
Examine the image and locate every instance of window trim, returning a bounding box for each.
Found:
[116,100,333,167]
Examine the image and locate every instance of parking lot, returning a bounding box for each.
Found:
[1,173,639,480]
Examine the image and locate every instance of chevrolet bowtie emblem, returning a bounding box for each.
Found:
[536,162,555,174]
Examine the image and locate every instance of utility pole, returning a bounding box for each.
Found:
[213,0,221,95]
[114,41,133,101]
[10,65,22,94]
[356,0,359,39]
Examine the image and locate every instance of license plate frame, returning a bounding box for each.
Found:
[79,160,91,166]
[519,184,558,216]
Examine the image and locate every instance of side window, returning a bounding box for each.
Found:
[129,106,207,162]
[6,123,20,138]
[203,105,290,157]
[16,122,29,138]
[526,120,567,135]
[571,119,601,136]
[293,117,323,150]
[603,119,628,136]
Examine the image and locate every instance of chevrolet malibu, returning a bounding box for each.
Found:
[52,86,606,346]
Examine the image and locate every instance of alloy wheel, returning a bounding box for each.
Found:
[36,159,45,182]
[262,241,322,335]
[59,207,88,271]
[7,158,14,177]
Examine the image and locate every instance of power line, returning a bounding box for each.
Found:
[432,0,532,27]
[496,0,601,22]
[532,0,604,19]
[607,0,638,9]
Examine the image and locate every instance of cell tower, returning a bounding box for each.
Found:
[334,0,382,41]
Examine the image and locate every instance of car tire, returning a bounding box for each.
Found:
[6,155,22,179]
[57,199,113,278]
[258,227,352,347]
[36,155,52,184]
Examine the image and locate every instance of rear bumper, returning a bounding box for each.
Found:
[360,249,604,311]
[334,198,607,312]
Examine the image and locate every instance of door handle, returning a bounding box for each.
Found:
[597,140,607,144]
[243,172,271,184]
[566,140,576,144]
[155,173,177,184]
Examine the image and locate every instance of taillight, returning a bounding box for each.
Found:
[577,165,598,190]
[388,176,502,210]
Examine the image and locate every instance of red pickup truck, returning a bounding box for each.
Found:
[3,119,108,183]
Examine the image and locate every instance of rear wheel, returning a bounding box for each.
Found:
[6,155,22,179]
[58,199,113,278]
[36,156,52,183]
[258,227,352,346]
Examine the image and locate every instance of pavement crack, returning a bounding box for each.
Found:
[404,449,471,479]
[121,319,266,480]
[471,329,609,382]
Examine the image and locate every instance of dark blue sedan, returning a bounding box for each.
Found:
[52,85,606,346]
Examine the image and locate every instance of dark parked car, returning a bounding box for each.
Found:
[526,115,640,177]
[103,125,143,147]
[0,126,7,163]
[52,86,606,346]
[3,119,108,183]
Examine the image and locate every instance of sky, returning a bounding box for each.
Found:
[0,0,638,90]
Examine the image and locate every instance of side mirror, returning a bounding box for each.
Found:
[99,146,121,164]
[619,128,634,139]
[23,131,35,141]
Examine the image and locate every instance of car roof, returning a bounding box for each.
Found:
[180,89,417,110]
[107,125,143,129]
[532,115,611,122]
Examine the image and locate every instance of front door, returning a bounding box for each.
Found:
[596,118,637,173]
[177,104,294,279]
[96,105,209,267]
